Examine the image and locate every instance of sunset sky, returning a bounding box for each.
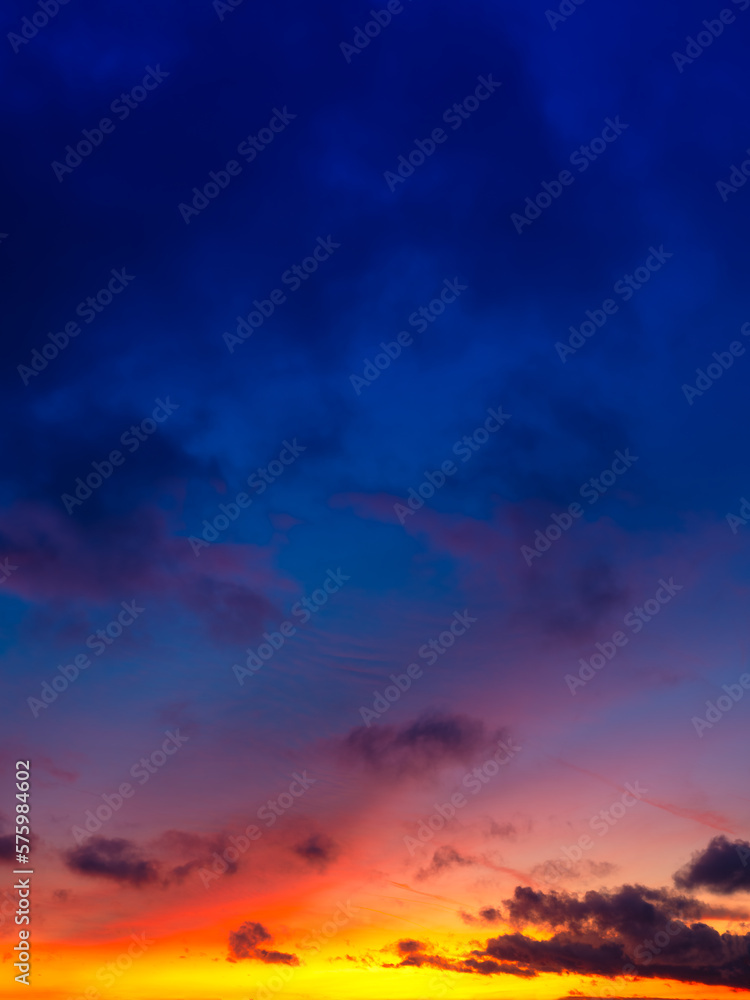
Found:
[2,0,750,998]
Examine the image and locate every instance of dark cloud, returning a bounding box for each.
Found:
[387,951,458,971]
[471,885,750,988]
[396,885,750,989]
[479,933,626,976]
[0,814,38,862]
[292,833,340,871]
[674,836,750,895]
[460,906,503,924]
[460,956,536,977]
[384,938,532,978]
[227,921,299,966]
[0,503,280,648]
[228,921,270,957]
[64,837,159,887]
[503,884,731,932]
[335,713,499,777]
[416,845,477,881]
[396,939,424,955]
[66,826,271,891]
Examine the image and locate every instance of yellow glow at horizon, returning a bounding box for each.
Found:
[25,933,744,1000]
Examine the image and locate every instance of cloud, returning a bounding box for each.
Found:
[227,921,299,965]
[461,906,503,924]
[383,938,533,978]
[396,939,424,955]
[156,829,241,881]
[503,883,733,931]
[489,821,518,840]
[586,861,618,879]
[393,885,750,989]
[64,837,160,887]
[532,855,619,887]
[64,829,246,888]
[0,835,15,861]
[674,836,750,895]
[228,921,270,957]
[0,814,38,862]
[0,502,287,644]
[292,833,340,871]
[334,712,498,778]
[416,845,478,881]
[471,885,750,987]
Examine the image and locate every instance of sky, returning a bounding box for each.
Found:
[1,0,750,998]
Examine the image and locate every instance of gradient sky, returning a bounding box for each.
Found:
[2,0,750,998]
